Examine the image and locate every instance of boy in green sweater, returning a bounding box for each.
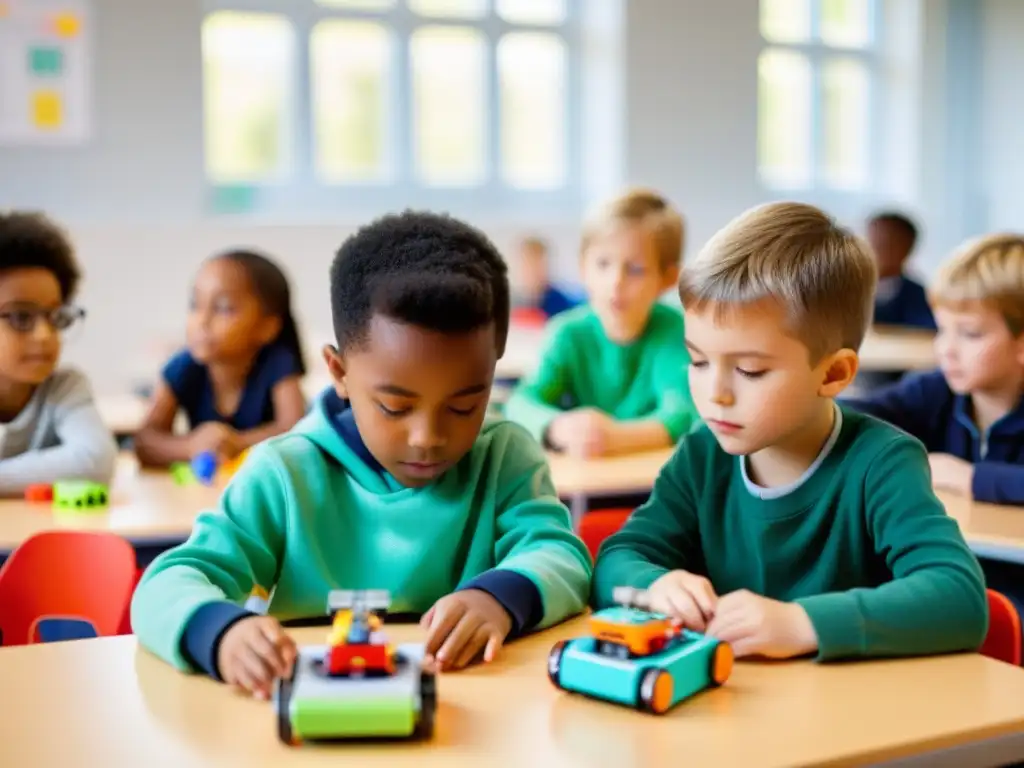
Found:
[593,202,988,661]
[132,212,592,697]
[504,188,697,456]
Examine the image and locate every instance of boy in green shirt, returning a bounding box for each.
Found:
[505,189,697,456]
[593,202,988,661]
[132,212,592,697]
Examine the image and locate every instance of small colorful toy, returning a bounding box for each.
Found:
[275,589,436,746]
[547,586,733,714]
[24,484,54,502]
[171,449,251,487]
[52,480,110,512]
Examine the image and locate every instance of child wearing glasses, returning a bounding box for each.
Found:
[0,211,117,496]
[134,249,307,468]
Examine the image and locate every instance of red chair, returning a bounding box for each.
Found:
[980,589,1022,666]
[0,531,137,646]
[579,508,633,560]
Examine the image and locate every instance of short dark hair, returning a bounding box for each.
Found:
[869,211,919,248]
[330,211,509,355]
[0,211,80,301]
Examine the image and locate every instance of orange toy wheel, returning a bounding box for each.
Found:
[711,642,733,686]
[639,669,674,714]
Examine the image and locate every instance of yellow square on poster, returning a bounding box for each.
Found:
[52,12,81,38]
[32,91,63,129]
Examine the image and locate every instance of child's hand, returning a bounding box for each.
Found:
[217,616,297,699]
[705,590,817,659]
[420,589,513,671]
[647,570,718,631]
[189,423,243,461]
[548,408,615,457]
[928,453,974,497]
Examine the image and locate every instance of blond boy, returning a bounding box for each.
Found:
[847,234,1024,505]
[505,189,697,456]
[593,202,987,661]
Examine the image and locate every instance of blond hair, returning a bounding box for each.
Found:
[679,202,877,361]
[581,188,685,271]
[929,234,1024,336]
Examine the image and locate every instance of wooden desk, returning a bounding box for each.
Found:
[939,491,1024,565]
[548,448,671,497]
[859,326,936,372]
[0,455,218,552]
[1,619,1023,767]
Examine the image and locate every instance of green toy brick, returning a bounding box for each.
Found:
[52,480,110,512]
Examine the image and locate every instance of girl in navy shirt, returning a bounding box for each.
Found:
[135,250,306,467]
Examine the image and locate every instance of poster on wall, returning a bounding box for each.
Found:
[0,0,91,145]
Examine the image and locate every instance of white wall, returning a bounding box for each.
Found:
[0,0,1003,393]
[981,0,1024,233]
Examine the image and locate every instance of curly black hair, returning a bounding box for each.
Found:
[330,211,509,355]
[868,210,919,249]
[0,211,80,301]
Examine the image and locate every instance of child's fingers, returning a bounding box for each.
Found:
[424,601,466,657]
[250,627,288,676]
[483,629,504,663]
[666,589,707,632]
[451,626,490,670]
[419,605,436,630]
[437,614,484,667]
[688,580,718,620]
[239,645,276,689]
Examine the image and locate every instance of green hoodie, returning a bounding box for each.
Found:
[131,394,592,674]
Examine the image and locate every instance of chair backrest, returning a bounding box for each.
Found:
[579,508,633,560]
[0,531,137,646]
[980,589,1023,666]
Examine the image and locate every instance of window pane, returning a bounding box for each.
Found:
[411,26,486,185]
[496,0,567,25]
[202,12,294,183]
[409,0,486,19]
[757,49,812,187]
[311,21,391,183]
[315,0,395,8]
[820,0,872,47]
[499,33,566,188]
[760,0,811,43]
[821,58,869,188]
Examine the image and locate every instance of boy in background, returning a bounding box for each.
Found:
[866,211,936,330]
[593,202,987,661]
[505,189,697,457]
[132,211,592,697]
[0,211,117,495]
[513,236,578,320]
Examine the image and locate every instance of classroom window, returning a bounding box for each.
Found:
[202,0,578,213]
[757,0,876,191]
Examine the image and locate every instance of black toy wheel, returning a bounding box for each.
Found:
[414,670,437,740]
[276,672,300,746]
[547,640,567,687]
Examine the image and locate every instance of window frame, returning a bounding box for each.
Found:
[757,0,883,201]
[201,0,583,219]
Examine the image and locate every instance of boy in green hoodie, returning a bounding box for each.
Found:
[131,212,592,698]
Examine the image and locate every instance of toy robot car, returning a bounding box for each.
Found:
[52,480,109,511]
[275,589,436,745]
[547,586,733,714]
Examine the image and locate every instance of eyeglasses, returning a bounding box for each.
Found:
[0,305,86,333]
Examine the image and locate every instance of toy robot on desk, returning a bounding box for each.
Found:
[547,586,733,714]
[25,481,109,511]
[275,589,437,746]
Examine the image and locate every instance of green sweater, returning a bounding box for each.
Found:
[504,303,697,443]
[593,407,988,660]
[132,396,592,673]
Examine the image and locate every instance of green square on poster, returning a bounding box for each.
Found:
[29,47,63,76]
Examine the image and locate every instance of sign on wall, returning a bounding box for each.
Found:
[0,0,91,144]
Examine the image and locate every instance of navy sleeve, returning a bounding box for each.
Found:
[460,569,543,638]
[973,462,1024,506]
[181,601,255,680]
[843,371,943,441]
[261,344,302,389]
[161,350,199,403]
